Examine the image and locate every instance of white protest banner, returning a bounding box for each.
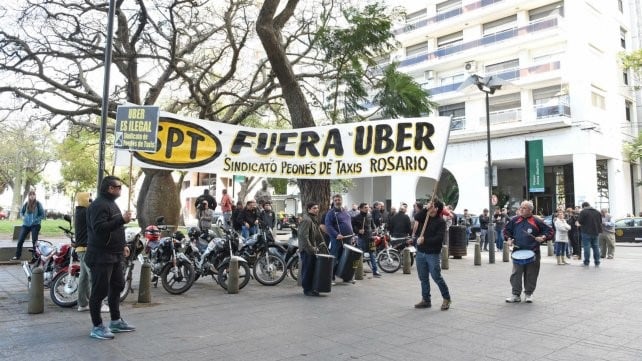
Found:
[115,111,451,180]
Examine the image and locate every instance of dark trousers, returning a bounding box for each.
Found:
[89,261,125,327]
[300,251,316,293]
[15,224,40,258]
[510,252,541,296]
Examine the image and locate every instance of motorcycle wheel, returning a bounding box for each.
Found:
[217,261,251,290]
[50,271,79,307]
[377,249,402,273]
[253,252,287,286]
[160,260,195,295]
[288,254,299,280]
[119,259,133,302]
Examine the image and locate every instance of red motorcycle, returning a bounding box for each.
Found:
[22,215,80,307]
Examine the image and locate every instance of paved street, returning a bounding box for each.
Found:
[1,243,641,361]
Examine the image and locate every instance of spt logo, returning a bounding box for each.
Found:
[134,117,221,169]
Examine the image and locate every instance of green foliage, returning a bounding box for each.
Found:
[268,178,288,194]
[620,50,642,89]
[57,126,100,195]
[330,179,355,194]
[373,62,438,118]
[318,2,402,123]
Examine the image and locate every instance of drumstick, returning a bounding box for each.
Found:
[522,230,536,239]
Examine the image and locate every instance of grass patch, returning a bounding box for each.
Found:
[0,219,72,238]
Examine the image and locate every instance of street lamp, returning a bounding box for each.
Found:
[459,75,505,264]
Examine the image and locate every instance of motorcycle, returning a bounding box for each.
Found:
[273,225,299,280]
[137,217,196,295]
[369,226,402,273]
[184,226,252,290]
[389,235,416,268]
[22,215,80,307]
[236,223,287,286]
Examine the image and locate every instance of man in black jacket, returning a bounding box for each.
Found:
[352,203,381,277]
[577,201,603,267]
[412,199,451,311]
[85,176,135,340]
[388,203,412,238]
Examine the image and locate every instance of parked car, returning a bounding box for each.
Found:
[0,210,7,220]
[614,217,642,242]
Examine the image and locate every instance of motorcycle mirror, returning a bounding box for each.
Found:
[155,216,165,224]
[64,214,72,223]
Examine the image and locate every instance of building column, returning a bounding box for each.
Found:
[608,158,632,217]
[390,175,419,209]
[572,153,597,206]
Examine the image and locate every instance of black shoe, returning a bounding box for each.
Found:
[414,299,431,309]
[373,272,382,278]
[304,290,321,297]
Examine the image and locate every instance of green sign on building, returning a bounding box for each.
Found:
[526,139,544,193]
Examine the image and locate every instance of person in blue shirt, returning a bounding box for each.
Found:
[503,200,554,303]
[12,190,45,261]
[324,194,353,282]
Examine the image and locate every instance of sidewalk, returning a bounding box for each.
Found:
[1,243,641,361]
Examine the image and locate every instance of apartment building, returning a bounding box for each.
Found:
[348,0,641,217]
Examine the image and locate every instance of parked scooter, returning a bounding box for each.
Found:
[22,215,80,307]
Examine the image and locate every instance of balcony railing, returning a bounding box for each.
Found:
[426,61,561,96]
[480,108,522,125]
[393,0,505,35]
[450,116,466,130]
[399,17,559,68]
[534,101,571,118]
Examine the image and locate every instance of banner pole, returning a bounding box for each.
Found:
[128,151,133,212]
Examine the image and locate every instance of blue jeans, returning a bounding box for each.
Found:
[15,224,41,258]
[495,229,504,250]
[415,251,450,302]
[581,233,600,266]
[357,237,377,274]
[241,224,258,239]
[554,242,567,256]
[328,237,344,280]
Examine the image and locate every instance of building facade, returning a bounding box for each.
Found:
[350,0,642,217]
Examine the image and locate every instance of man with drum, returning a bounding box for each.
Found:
[298,202,328,297]
[324,194,354,282]
[503,200,554,303]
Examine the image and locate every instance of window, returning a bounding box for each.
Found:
[529,1,564,21]
[439,102,465,130]
[437,31,463,48]
[374,54,389,66]
[439,73,464,86]
[483,15,517,36]
[620,28,627,49]
[489,93,521,112]
[618,0,623,13]
[436,0,461,14]
[533,52,562,63]
[623,71,629,85]
[625,100,632,122]
[406,9,427,22]
[591,90,605,110]
[406,42,428,57]
[533,86,562,105]
[485,59,519,74]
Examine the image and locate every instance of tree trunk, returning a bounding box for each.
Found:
[256,0,330,210]
[136,169,181,230]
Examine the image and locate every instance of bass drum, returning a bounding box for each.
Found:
[160,259,195,295]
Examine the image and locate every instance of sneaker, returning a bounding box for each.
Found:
[77,305,90,312]
[505,295,521,303]
[100,304,110,313]
[607,256,613,259]
[524,294,533,303]
[373,272,382,278]
[90,324,114,340]
[414,299,431,309]
[109,318,136,333]
[10,256,19,261]
[441,299,451,311]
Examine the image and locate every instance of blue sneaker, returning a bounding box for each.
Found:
[90,324,114,340]
[109,318,136,333]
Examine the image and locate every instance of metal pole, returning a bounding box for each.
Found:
[486,91,495,263]
[97,0,117,191]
